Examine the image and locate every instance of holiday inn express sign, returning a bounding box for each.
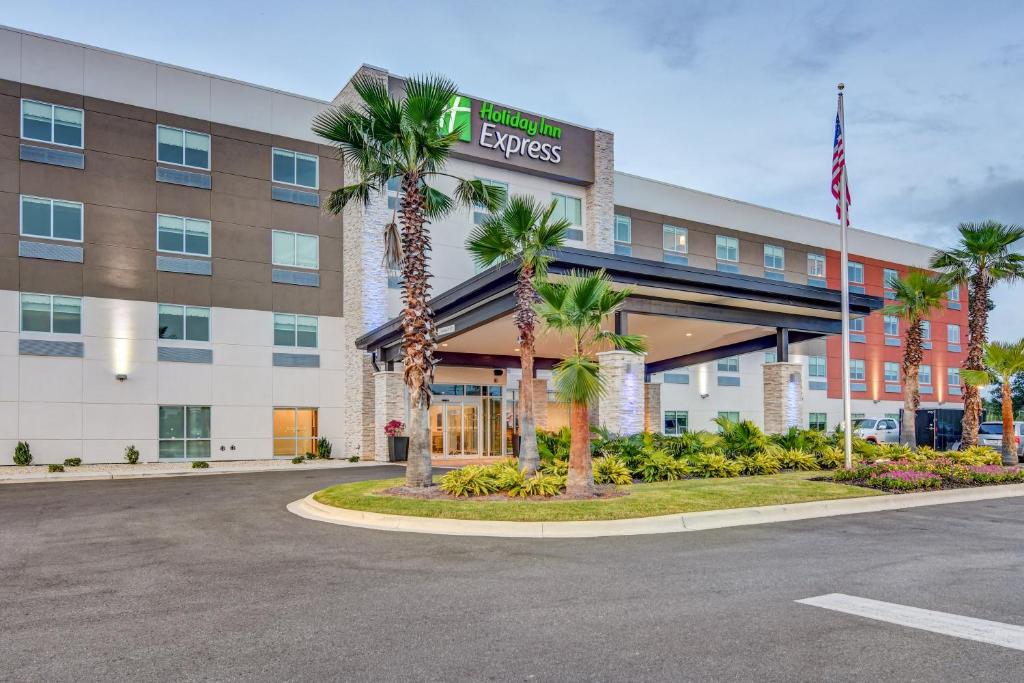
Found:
[390,77,596,184]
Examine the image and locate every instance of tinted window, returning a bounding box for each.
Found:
[854,419,877,429]
[978,423,1003,435]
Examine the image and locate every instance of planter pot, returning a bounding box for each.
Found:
[387,436,409,462]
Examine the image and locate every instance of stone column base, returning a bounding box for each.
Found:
[373,370,407,462]
[763,362,803,433]
[644,383,662,433]
[597,350,647,435]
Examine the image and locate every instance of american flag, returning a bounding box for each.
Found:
[831,106,851,220]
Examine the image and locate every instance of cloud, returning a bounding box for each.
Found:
[598,0,726,69]
[778,10,873,74]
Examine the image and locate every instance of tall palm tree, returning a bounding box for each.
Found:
[467,196,570,475]
[931,221,1024,447]
[963,339,1024,465]
[312,75,504,487]
[535,270,646,496]
[883,272,949,447]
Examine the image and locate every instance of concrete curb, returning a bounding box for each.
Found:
[0,461,384,485]
[287,483,1024,538]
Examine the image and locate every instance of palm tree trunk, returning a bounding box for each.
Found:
[1001,378,1016,466]
[902,370,919,448]
[962,273,990,448]
[399,173,436,487]
[565,401,594,496]
[516,264,540,475]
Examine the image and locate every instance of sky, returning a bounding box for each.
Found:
[5,0,1023,339]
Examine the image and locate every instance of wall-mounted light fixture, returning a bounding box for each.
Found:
[115,373,127,382]
[700,393,710,399]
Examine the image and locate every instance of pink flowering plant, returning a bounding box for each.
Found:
[869,470,942,491]
[832,458,1024,491]
[383,420,405,437]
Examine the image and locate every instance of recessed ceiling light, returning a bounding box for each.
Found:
[513,348,520,352]
[685,332,693,337]
[441,343,448,347]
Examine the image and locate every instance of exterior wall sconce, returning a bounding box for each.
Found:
[700,393,710,399]
[116,374,127,382]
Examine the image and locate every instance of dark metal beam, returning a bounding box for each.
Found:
[620,296,843,334]
[776,327,790,362]
[645,330,819,374]
[436,352,560,370]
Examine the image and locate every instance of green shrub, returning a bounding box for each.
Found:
[48,464,64,473]
[596,434,647,471]
[124,445,140,465]
[315,436,333,459]
[13,441,31,466]
[636,450,689,482]
[506,472,565,497]
[192,460,209,469]
[63,457,82,467]
[779,449,820,471]
[914,445,939,460]
[348,455,360,463]
[690,452,742,478]
[537,427,571,462]
[540,458,569,477]
[593,456,633,485]
[714,417,768,457]
[771,426,826,454]
[875,443,915,461]
[305,452,317,460]
[737,451,782,475]
[952,446,1001,466]
[439,465,500,497]
[816,446,846,470]
[291,455,305,464]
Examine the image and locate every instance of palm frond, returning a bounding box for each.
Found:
[323,182,373,215]
[421,183,454,219]
[552,354,604,404]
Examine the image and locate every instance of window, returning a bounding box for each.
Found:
[852,413,865,421]
[921,320,931,340]
[850,316,864,333]
[884,362,900,383]
[21,99,83,148]
[809,356,826,378]
[884,315,899,337]
[764,350,777,364]
[614,214,631,244]
[883,268,899,290]
[552,194,583,240]
[807,253,826,278]
[809,412,828,431]
[20,293,81,334]
[156,125,210,170]
[159,406,211,459]
[472,178,508,225]
[272,148,318,188]
[386,176,401,210]
[920,364,932,385]
[848,261,864,284]
[948,367,960,388]
[272,230,319,269]
[158,304,210,342]
[157,215,211,257]
[663,225,688,254]
[764,245,785,271]
[274,313,318,348]
[948,285,961,303]
[947,324,961,345]
[717,356,739,373]
[716,235,739,262]
[274,407,318,457]
[20,195,83,242]
[850,359,865,381]
[664,410,688,435]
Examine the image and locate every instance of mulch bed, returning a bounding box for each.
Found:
[379,484,628,502]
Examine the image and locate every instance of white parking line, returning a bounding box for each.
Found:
[796,593,1024,651]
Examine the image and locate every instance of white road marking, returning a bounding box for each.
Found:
[796,593,1024,651]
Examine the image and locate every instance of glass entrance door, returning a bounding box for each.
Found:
[429,399,481,457]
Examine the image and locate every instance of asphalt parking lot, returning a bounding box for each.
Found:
[2,466,1023,682]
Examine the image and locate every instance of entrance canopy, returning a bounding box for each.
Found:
[356,247,885,374]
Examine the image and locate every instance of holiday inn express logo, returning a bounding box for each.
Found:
[440,94,472,142]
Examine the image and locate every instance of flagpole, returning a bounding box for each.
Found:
[837,83,853,469]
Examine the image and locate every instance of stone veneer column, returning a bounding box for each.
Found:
[644,383,662,434]
[374,370,408,461]
[584,129,615,253]
[597,350,647,435]
[763,362,803,434]
[337,66,393,460]
[530,378,549,430]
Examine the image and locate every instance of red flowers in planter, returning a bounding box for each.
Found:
[384,420,405,437]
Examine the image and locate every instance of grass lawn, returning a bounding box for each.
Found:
[312,471,883,522]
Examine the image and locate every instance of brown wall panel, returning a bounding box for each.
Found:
[84,265,158,301]
[212,222,270,263]
[86,110,155,160]
[20,258,83,296]
[155,182,213,220]
[212,277,271,311]
[156,271,212,306]
[271,282,320,316]
[0,94,20,138]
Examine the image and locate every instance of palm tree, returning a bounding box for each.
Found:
[535,270,646,496]
[883,272,949,447]
[963,339,1024,465]
[312,75,504,487]
[467,196,570,475]
[931,221,1024,447]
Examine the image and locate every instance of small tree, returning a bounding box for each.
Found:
[962,339,1024,465]
[535,270,646,496]
[883,272,949,447]
[467,195,570,474]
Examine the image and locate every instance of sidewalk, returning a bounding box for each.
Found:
[0,459,385,484]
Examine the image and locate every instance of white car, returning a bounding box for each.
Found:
[853,417,901,444]
[977,421,1024,461]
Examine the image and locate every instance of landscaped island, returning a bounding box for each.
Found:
[312,423,1022,523]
